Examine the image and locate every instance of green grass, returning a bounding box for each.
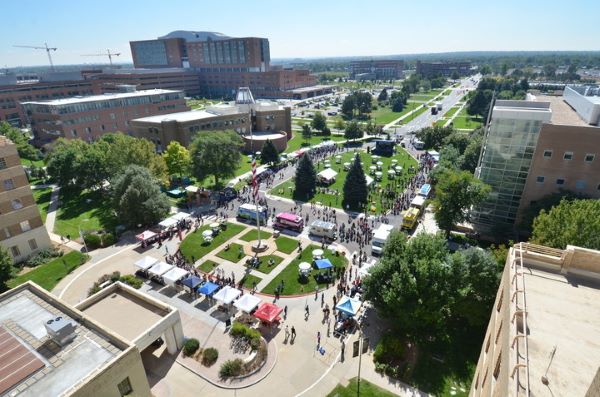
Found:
[54,188,117,238]
[285,131,344,154]
[435,119,448,127]
[397,105,430,125]
[239,273,262,289]
[180,222,246,263]
[261,245,347,295]
[270,148,417,212]
[32,187,52,223]
[250,254,284,275]
[327,377,399,397]
[216,243,245,263]
[239,229,272,242]
[20,158,45,167]
[197,260,219,273]
[443,106,460,119]
[8,251,88,291]
[370,107,404,124]
[275,236,298,254]
[450,107,483,130]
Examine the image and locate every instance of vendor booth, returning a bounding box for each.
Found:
[317,168,338,185]
[254,302,283,325]
[234,294,262,313]
[162,267,189,288]
[134,256,158,273]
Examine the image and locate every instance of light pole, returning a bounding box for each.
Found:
[79,219,90,254]
[357,324,363,397]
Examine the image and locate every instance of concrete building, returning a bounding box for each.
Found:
[21,89,189,145]
[0,281,152,396]
[0,137,51,263]
[469,242,600,397]
[416,60,472,77]
[472,95,600,236]
[562,85,600,125]
[129,30,321,99]
[349,60,404,80]
[130,87,291,152]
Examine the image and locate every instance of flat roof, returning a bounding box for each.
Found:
[79,289,169,342]
[21,88,181,106]
[131,109,230,124]
[523,266,600,396]
[0,284,124,397]
[289,85,334,94]
[534,95,590,126]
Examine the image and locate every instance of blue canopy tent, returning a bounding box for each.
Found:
[198,281,219,296]
[315,258,333,270]
[182,276,202,290]
[335,296,363,317]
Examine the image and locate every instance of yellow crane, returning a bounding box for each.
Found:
[13,43,58,71]
[81,49,121,67]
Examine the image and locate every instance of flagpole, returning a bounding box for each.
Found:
[252,156,262,249]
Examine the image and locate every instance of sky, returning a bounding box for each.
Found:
[1,0,600,67]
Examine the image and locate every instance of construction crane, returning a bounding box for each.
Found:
[81,49,121,67]
[13,43,57,71]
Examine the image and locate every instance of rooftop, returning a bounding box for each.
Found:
[78,289,169,342]
[131,108,241,124]
[21,88,181,107]
[534,95,590,126]
[288,84,334,94]
[0,282,127,397]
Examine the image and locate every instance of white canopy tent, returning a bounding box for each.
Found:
[365,175,374,187]
[171,212,191,222]
[411,195,426,208]
[213,285,242,305]
[185,185,199,193]
[162,267,189,287]
[358,259,378,278]
[158,217,178,229]
[134,256,158,271]
[148,261,174,277]
[317,168,338,183]
[234,294,262,313]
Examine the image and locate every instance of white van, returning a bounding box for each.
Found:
[371,224,394,256]
[309,220,337,240]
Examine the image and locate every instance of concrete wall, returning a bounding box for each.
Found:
[563,86,600,125]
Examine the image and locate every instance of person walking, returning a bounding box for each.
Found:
[317,331,321,349]
[284,305,288,319]
[291,326,296,341]
[285,325,290,340]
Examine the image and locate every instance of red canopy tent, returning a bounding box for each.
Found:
[253,302,283,324]
[136,230,156,241]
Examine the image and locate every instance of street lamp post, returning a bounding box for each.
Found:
[79,219,90,254]
[357,325,363,397]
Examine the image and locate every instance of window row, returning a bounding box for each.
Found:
[543,150,595,162]
[536,176,598,190]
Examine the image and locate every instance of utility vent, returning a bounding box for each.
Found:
[44,316,76,346]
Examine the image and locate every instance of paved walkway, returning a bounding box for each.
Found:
[41,184,85,252]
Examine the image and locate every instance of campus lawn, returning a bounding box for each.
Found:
[435,119,448,127]
[270,148,418,212]
[370,107,404,124]
[239,273,262,289]
[180,222,246,263]
[54,188,118,238]
[251,254,284,275]
[20,158,45,167]
[443,106,461,119]
[216,243,245,263]
[32,187,52,223]
[275,236,297,254]
[261,245,347,296]
[450,107,483,130]
[8,251,88,291]
[397,105,430,125]
[239,229,273,242]
[197,260,219,273]
[327,377,399,397]
[285,131,345,154]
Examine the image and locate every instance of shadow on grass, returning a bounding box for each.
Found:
[57,188,117,234]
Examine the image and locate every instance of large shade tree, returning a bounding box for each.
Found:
[111,165,170,227]
[342,154,368,211]
[163,141,190,178]
[189,130,243,187]
[0,246,13,292]
[293,154,316,201]
[260,139,279,166]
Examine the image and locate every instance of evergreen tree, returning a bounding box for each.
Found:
[301,124,313,141]
[343,154,368,211]
[377,88,388,102]
[311,112,327,133]
[344,121,363,142]
[293,155,316,201]
[261,139,279,165]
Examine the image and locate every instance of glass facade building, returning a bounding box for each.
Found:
[472,100,552,233]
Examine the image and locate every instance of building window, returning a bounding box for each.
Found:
[563,151,573,160]
[497,291,503,312]
[495,321,503,344]
[543,149,552,158]
[493,352,502,379]
[11,199,23,210]
[575,180,586,190]
[556,178,565,186]
[585,153,595,163]
[71,129,77,137]
[20,220,31,232]
[117,377,133,396]
[536,176,545,183]
[28,239,38,250]
[3,179,15,190]
[10,246,21,257]
[0,157,6,169]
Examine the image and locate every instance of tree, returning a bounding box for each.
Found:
[377,88,388,102]
[163,141,190,178]
[301,124,313,141]
[342,154,368,211]
[260,139,279,166]
[344,121,363,142]
[531,199,600,250]
[443,131,470,153]
[293,154,316,201]
[341,95,356,118]
[479,65,492,75]
[46,138,109,190]
[467,88,494,118]
[189,130,243,187]
[416,125,454,150]
[334,119,346,131]
[459,133,483,173]
[321,126,331,136]
[311,112,327,133]
[451,71,460,81]
[0,122,39,161]
[111,165,170,227]
[433,169,490,236]
[0,246,13,292]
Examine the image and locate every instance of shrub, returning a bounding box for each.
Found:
[102,233,116,247]
[24,247,62,267]
[183,338,200,357]
[373,334,405,365]
[230,322,261,350]
[202,347,219,366]
[219,358,243,378]
[83,233,102,250]
[119,274,143,289]
[110,271,121,282]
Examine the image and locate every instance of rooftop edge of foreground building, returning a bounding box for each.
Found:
[470,242,600,397]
